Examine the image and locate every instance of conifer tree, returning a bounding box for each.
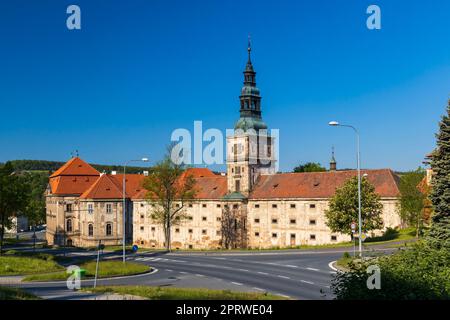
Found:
[428,100,450,249]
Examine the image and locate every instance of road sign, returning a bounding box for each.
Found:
[351,222,356,231]
[361,233,367,242]
[132,245,139,253]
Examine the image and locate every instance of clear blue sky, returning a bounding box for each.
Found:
[1,0,449,172]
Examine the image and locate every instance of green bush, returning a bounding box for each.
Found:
[343,252,351,259]
[332,242,450,299]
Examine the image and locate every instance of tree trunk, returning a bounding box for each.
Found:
[33,224,36,252]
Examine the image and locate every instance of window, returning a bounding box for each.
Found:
[202,204,207,208]
[254,204,260,208]
[216,204,221,208]
[331,235,337,241]
[290,219,296,224]
[140,226,144,231]
[290,204,296,209]
[175,203,180,208]
[188,245,193,249]
[216,217,221,221]
[88,224,93,237]
[88,204,93,214]
[140,214,144,219]
[235,167,241,174]
[272,233,277,238]
[66,204,72,213]
[66,219,72,232]
[310,234,316,240]
[255,232,260,237]
[188,216,193,220]
[233,204,239,209]
[216,230,221,236]
[188,229,193,234]
[271,218,278,224]
[188,203,193,208]
[309,204,316,209]
[254,218,260,223]
[290,233,296,239]
[309,219,316,225]
[202,229,207,235]
[140,203,144,207]
[235,180,240,192]
[106,203,112,213]
[106,223,112,236]
[272,204,277,209]
[175,228,180,233]
[202,217,207,221]
[151,227,155,232]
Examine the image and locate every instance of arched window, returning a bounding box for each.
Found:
[66,219,72,232]
[106,223,112,236]
[88,224,93,237]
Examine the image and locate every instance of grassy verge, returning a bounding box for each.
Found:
[0,255,64,276]
[22,261,151,282]
[83,285,285,300]
[0,286,41,300]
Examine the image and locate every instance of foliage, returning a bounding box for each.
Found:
[325,177,384,237]
[293,162,326,173]
[0,255,63,275]
[23,261,150,281]
[85,285,284,300]
[0,162,29,255]
[142,150,197,251]
[332,242,450,299]
[0,159,151,175]
[220,206,246,249]
[428,101,450,249]
[397,168,426,236]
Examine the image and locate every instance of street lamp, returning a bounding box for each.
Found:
[328,121,363,257]
[123,157,149,263]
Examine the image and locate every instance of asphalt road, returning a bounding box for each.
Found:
[5,242,402,300]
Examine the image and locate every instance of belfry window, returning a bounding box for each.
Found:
[88,224,93,237]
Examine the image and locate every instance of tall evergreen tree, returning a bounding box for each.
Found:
[428,100,450,249]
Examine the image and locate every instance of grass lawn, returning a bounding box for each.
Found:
[0,286,40,300]
[0,255,64,276]
[83,285,285,300]
[22,260,151,282]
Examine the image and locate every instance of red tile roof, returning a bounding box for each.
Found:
[132,171,227,200]
[249,169,400,199]
[50,157,100,178]
[80,174,123,199]
[49,175,98,195]
[79,174,146,200]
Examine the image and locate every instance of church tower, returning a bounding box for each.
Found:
[226,39,276,196]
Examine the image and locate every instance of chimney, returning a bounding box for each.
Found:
[111,171,117,175]
[143,171,149,176]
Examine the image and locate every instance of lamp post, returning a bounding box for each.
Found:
[328,121,363,257]
[122,158,149,263]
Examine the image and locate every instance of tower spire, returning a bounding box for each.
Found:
[330,146,337,171]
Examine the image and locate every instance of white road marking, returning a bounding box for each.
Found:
[231,282,243,286]
[328,261,339,272]
[213,257,226,260]
[277,275,290,279]
[306,267,320,272]
[142,257,154,261]
[135,257,145,261]
[165,269,173,272]
[257,271,269,275]
[236,268,249,272]
[277,294,291,299]
[195,274,204,277]
[179,271,189,274]
[285,265,298,268]
[253,287,265,291]
[300,280,314,285]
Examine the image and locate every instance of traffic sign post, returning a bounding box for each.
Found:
[351,222,356,257]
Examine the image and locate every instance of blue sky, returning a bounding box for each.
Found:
[0,0,449,172]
